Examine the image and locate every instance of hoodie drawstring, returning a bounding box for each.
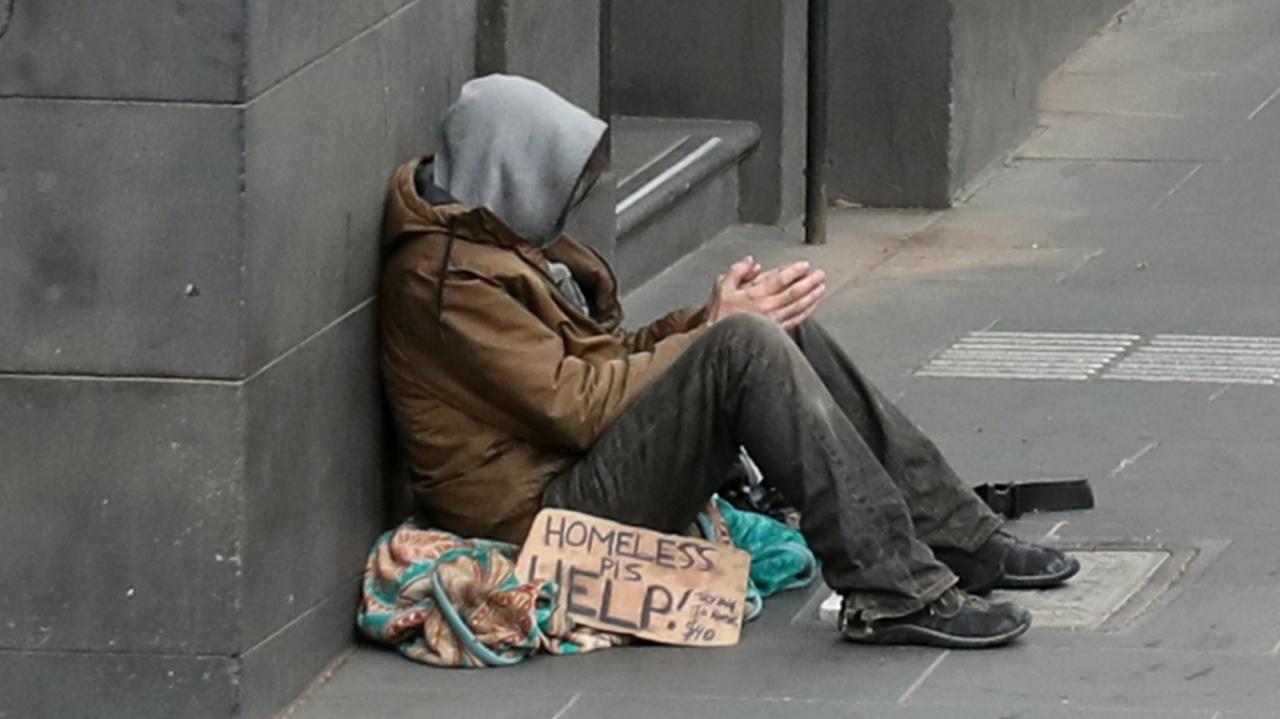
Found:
[433,218,460,335]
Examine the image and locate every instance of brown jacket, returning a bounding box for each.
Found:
[379,158,708,543]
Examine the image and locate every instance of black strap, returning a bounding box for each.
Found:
[974,477,1095,520]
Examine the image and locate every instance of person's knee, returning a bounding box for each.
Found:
[706,314,793,360]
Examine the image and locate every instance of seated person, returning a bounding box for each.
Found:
[378,74,1079,649]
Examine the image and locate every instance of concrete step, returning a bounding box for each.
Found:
[612,116,760,291]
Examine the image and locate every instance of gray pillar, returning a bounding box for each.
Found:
[826,0,1129,208]
[0,1,476,717]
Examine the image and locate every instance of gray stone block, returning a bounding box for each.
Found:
[244,0,416,99]
[0,0,480,380]
[949,0,1045,190]
[239,305,385,647]
[241,35,389,375]
[379,0,477,166]
[241,0,476,374]
[0,651,237,719]
[0,0,244,102]
[613,117,760,236]
[0,98,244,378]
[499,0,601,113]
[0,0,474,104]
[0,376,241,654]
[826,0,954,208]
[238,587,361,719]
[825,0,1130,208]
[616,167,738,292]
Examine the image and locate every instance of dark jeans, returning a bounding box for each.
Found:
[543,315,1001,620]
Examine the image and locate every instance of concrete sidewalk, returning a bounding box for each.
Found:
[288,1,1280,716]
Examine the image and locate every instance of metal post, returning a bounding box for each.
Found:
[599,0,613,129]
[805,0,829,245]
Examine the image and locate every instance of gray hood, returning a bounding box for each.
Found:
[433,74,607,246]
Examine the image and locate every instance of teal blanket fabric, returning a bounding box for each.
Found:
[708,497,820,620]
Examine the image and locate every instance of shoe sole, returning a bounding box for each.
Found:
[995,556,1082,590]
[846,617,1031,649]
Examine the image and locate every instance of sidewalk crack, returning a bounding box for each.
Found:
[1110,441,1160,478]
[897,650,949,705]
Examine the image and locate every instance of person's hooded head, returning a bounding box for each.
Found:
[432,74,608,247]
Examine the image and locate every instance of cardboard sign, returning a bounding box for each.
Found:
[516,509,751,647]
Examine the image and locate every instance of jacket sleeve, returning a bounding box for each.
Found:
[621,305,710,353]
[433,270,706,453]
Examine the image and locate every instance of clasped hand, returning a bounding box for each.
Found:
[705,256,827,330]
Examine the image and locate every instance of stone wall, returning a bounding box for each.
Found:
[0,1,476,717]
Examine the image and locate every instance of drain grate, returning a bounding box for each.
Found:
[916,331,1140,381]
[1105,334,1280,385]
[988,550,1167,629]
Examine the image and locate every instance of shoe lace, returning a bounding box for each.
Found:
[928,588,986,618]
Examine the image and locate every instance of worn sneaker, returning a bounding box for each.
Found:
[988,531,1081,589]
[840,588,1031,649]
[934,531,1081,594]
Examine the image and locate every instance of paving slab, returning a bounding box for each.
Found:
[1068,24,1280,80]
[1100,585,1280,654]
[561,694,859,719]
[1189,528,1280,589]
[895,707,1212,719]
[1159,153,1280,215]
[892,376,1180,437]
[926,433,1163,489]
[1020,113,1243,163]
[908,645,1280,714]
[314,630,947,705]
[1041,69,1280,121]
[1119,0,1280,34]
[968,159,1201,212]
[1098,439,1280,533]
[289,686,578,719]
